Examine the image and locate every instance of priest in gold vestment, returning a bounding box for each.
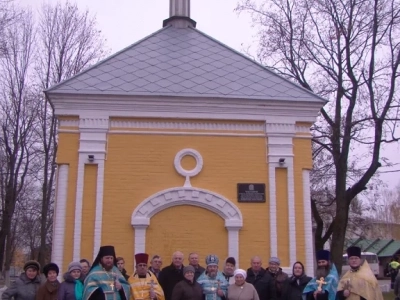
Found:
[337,246,383,300]
[129,253,165,300]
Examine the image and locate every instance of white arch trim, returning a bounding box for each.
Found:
[131,187,243,266]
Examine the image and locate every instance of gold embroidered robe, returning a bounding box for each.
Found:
[129,271,165,300]
[337,260,383,300]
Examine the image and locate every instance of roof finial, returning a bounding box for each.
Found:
[163,0,196,28]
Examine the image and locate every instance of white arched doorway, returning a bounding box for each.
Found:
[131,187,243,265]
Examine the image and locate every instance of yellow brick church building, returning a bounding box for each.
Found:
[46,0,325,276]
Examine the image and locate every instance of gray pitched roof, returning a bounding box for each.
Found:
[46,25,325,103]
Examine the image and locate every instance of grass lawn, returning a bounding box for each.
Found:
[383,292,395,300]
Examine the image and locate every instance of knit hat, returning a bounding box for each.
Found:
[234,269,247,279]
[24,260,40,272]
[226,257,236,266]
[68,261,82,273]
[43,263,59,277]
[269,257,281,265]
[183,265,195,275]
[205,254,219,266]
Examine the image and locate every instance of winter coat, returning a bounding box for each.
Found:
[394,272,400,298]
[265,268,288,299]
[281,275,312,300]
[1,272,42,300]
[171,279,203,300]
[159,264,185,300]
[57,272,84,300]
[35,280,60,300]
[246,268,275,300]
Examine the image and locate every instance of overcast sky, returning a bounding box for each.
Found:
[17,0,400,189]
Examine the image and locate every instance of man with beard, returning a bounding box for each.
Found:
[302,250,339,300]
[83,245,131,300]
[197,255,228,300]
[336,246,383,300]
[129,253,165,300]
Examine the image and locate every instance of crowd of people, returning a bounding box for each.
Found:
[0,245,395,300]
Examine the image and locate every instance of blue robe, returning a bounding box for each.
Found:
[197,271,228,300]
[83,264,131,300]
[302,264,339,300]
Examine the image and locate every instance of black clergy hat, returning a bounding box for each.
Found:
[347,246,362,258]
[90,245,117,271]
[316,250,330,261]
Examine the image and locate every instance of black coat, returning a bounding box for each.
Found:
[336,291,366,300]
[171,279,203,300]
[159,264,185,300]
[246,268,276,300]
[87,289,127,300]
[281,275,311,300]
[193,265,205,281]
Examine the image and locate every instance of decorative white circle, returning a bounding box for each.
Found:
[174,148,203,178]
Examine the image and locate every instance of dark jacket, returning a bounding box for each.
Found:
[159,264,185,300]
[121,268,130,281]
[57,272,84,300]
[281,275,311,300]
[1,273,42,300]
[193,265,205,281]
[265,268,288,299]
[36,280,60,300]
[246,268,275,300]
[171,279,203,300]
[395,271,400,298]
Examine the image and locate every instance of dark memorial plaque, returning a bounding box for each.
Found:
[237,183,266,203]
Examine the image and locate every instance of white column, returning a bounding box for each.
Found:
[73,154,85,261]
[52,164,69,277]
[227,227,240,267]
[266,121,295,264]
[287,159,297,266]
[170,0,190,17]
[93,159,105,260]
[133,225,148,261]
[303,170,314,276]
[268,164,278,257]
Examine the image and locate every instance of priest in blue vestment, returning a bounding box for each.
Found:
[83,245,131,300]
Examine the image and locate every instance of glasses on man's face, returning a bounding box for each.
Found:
[137,264,147,267]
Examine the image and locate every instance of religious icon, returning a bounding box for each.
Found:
[316,277,327,292]
[149,279,155,299]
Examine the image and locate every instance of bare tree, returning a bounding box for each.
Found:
[0,0,16,55]
[0,9,37,278]
[236,0,400,272]
[33,0,108,267]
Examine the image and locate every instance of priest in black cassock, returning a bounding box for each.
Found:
[83,245,131,300]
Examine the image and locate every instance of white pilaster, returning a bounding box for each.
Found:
[93,159,105,260]
[75,117,109,261]
[73,155,85,261]
[133,225,148,260]
[227,226,240,267]
[303,170,314,276]
[266,122,296,263]
[268,164,278,257]
[287,158,297,266]
[52,164,69,277]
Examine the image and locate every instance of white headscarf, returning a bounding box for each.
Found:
[234,268,247,279]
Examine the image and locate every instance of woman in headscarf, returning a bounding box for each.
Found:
[36,262,60,300]
[227,269,259,300]
[1,260,42,300]
[57,262,85,300]
[281,261,312,300]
